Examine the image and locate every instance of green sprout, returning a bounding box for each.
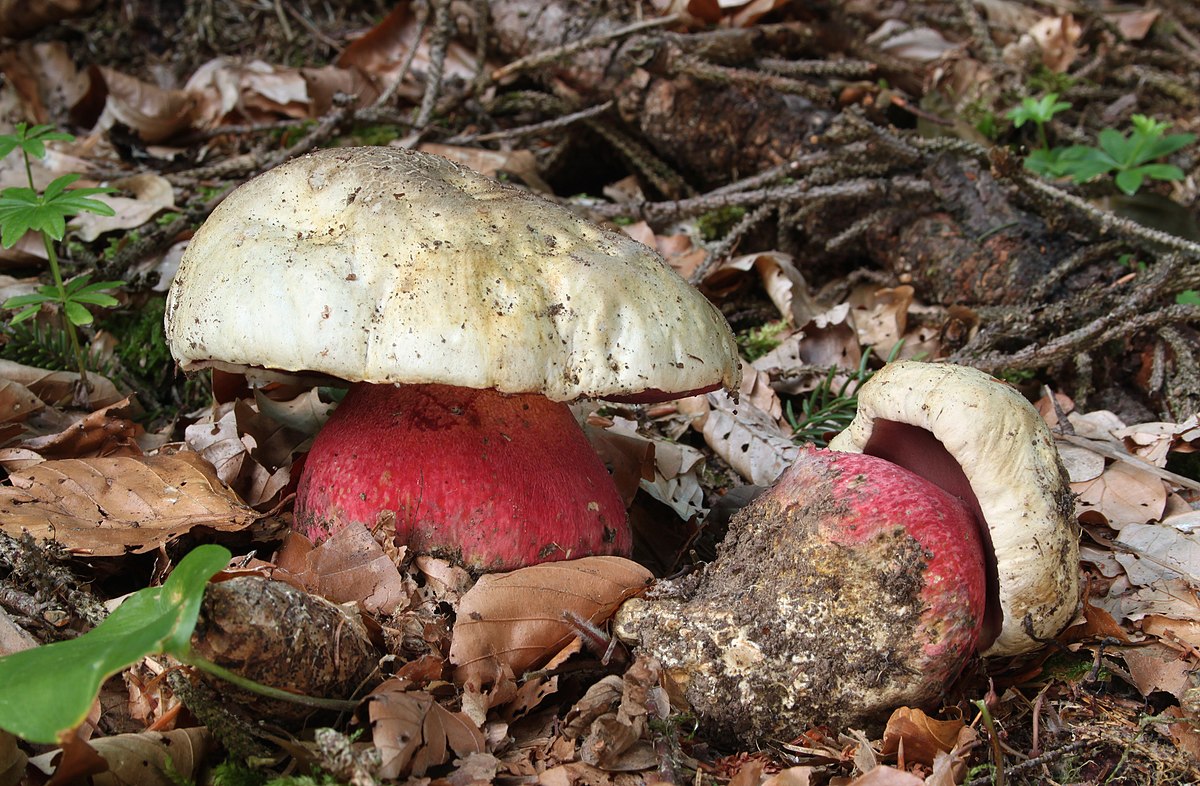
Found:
[0,123,124,387]
[1006,93,1071,151]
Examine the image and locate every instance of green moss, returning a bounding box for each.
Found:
[736,319,788,361]
[696,206,746,242]
[347,123,401,147]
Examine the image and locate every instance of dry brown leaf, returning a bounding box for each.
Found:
[1113,523,1200,587]
[0,377,43,424]
[369,678,484,779]
[604,417,706,520]
[846,766,925,785]
[1074,462,1168,527]
[1105,10,1159,41]
[1114,417,1199,466]
[72,173,175,241]
[1122,641,1193,701]
[850,285,913,357]
[563,675,624,738]
[337,4,478,99]
[185,57,310,127]
[702,251,819,327]
[0,359,123,409]
[274,524,411,615]
[0,451,257,555]
[702,389,799,486]
[584,421,654,507]
[1141,615,1200,652]
[579,657,664,772]
[0,397,144,471]
[880,708,975,773]
[868,21,959,62]
[753,304,863,393]
[92,66,196,143]
[1028,14,1083,72]
[450,556,653,688]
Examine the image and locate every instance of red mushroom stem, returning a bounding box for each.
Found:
[294,382,631,571]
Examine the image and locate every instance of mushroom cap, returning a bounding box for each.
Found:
[827,360,1079,657]
[164,147,739,402]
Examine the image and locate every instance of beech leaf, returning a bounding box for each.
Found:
[450,556,652,687]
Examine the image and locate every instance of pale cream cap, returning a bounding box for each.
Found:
[165,147,740,402]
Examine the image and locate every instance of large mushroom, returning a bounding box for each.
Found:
[165,146,739,571]
[615,360,1080,742]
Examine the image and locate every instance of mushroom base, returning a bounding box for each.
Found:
[614,448,986,744]
[294,383,631,572]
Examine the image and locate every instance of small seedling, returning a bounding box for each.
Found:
[0,545,356,745]
[1053,115,1195,195]
[1006,93,1071,151]
[1016,108,1196,195]
[0,123,124,387]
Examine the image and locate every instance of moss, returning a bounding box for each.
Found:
[735,319,788,361]
[110,296,172,377]
[696,205,746,242]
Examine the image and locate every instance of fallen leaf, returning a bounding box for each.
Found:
[0,451,258,555]
[91,65,196,143]
[1105,10,1159,41]
[369,678,484,779]
[1112,523,1200,587]
[1122,641,1193,701]
[702,389,799,486]
[0,359,123,409]
[450,557,653,688]
[71,173,175,241]
[274,524,411,615]
[0,377,44,424]
[1074,462,1169,527]
[0,397,144,471]
[880,707,965,766]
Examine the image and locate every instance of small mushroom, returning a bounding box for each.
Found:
[614,360,1079,741]
[828,360,1080,657]
[165,147,740,571]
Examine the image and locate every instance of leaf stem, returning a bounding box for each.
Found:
[181,654,362,711]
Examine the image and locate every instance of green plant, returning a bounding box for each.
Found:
[0,123,124,385]
[736,319,789,361]
[1028,114,1196,195]
[786,346,898,446]
[1006,93,1071,151]
[0,545,356,745]
[1177,290,1200,305]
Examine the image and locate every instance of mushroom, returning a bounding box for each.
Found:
[614,360,1079,741]
[165,146,740,571]
[827,360,1080,657]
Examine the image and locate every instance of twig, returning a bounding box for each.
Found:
[414,0,452,129]
[443,101,613,144]
[490,14,681,82]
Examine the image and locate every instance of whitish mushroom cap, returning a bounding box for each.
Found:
[828,360,1079,657]
[164,147,740,401]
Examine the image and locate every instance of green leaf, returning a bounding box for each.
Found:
[1059,146,1119,183]
[63,300,94,326]
[75,280,125,295]
[1140,132,1195,163]
[2,293,56,308]
[0,545,230,744]
[42,173,81,200]
[1136,163,1185,182]
[1098,128,1136,166]
[8,305,41,325]
[69,292,120,308]
[1114,169,1145,196]
[1177,290,1200,306]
